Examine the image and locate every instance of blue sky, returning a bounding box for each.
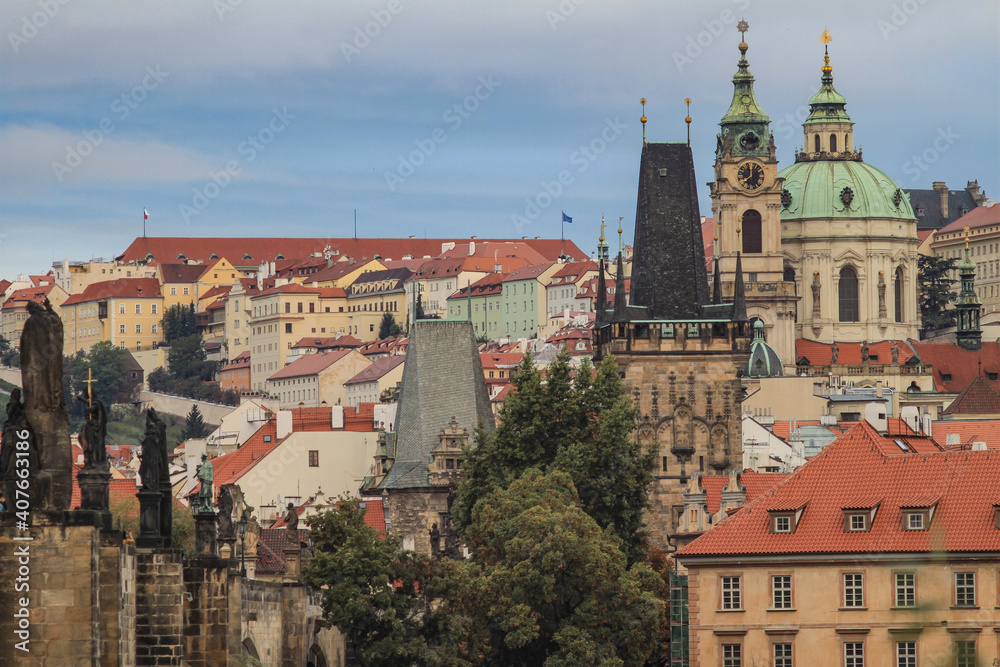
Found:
[1,0,997,278]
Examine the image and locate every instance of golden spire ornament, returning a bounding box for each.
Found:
[820,29,833,73]
[684,97,692,146]
[640,98,647,144]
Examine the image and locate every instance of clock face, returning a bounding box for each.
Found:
[736,161,764,191]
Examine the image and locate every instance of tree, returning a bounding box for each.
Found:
[64,342,139,417]
[0,334,19,368]
[454,470,666,666]
[161,303,198,343]
[304,500,438,667]
[453,347,654,564]
[182,404,209,440]
[379,312,404,340]
[415,293,426,320]
[918,254,958,332]
[168,334,216,381]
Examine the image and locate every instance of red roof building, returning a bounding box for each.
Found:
[220,350,251,393]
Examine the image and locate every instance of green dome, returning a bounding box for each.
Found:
[744,320,783,378]
[779,160,916,221]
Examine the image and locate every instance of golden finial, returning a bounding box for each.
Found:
[640,98,647,145]
[820,29,833,73]
[685,97,692,146]
[617,227,623,254]
[737,19,749,53]
[600,213,606,242]
[964,226,971,249]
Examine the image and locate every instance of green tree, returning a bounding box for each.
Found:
[0,334,19,367]
[161,303,198,343]
[182,404,209,440]
[379,312,404,340]
[455,469,665,666]
[918,254,958,332]
[415,293,426,320]
[66,341,138,411]
[453,348,654,564]
[168,334,216,381]
[304,500,437,667]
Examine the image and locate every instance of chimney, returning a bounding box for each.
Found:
[468,241,475,256]
[967,180,985,206]
[932,181,948,219]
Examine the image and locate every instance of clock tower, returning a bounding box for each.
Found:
[709,21,797,369]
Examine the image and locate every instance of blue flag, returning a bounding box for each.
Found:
[562,211,572,224]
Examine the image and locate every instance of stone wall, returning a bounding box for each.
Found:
[139,390,232,424]
[135,549,184,666]
[100,540,136,666]
[183,555,233,666]
[384,487,450,555]
[0,511,103,665]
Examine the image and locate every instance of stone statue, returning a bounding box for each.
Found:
[1,389,34,507]
[891,342,900,365]
[245,512,260,556]
[861,341,870,364]
[20,298,70,510]
[217,485,235,540]
[811,272,822,318]
[878,272,887,318]
[77,395,108,469]
[138,409,165,491]
[429,522,441,557]
[285,501,298,533]
[829,342,839,365]
[194,453,214,513]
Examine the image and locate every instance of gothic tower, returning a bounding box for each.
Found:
[709,22,798,368]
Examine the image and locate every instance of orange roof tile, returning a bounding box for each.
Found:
[937,203,1000,234]
[159,263,207,284]
[267,350,356,381]
[63,278,162,306]
[795,339,917,366]
[345,355,405,385]
[678,422,996,558]
[942,373,1000,415]
[2,285,54,309]
[934,419,1000,450]
[910,340,1000,393]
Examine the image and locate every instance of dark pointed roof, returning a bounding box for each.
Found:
[595,257,607,326]
[378,320,494,490]
[629,143,709,319]
[942,373,1000,416]
[611,253,628,323]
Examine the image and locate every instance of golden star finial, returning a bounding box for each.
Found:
[964,226,971,249]
[820,29,832,45]
[737,19,749,39]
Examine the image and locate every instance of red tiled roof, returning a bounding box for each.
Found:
[437,241,550,266]
[221,351,251,371]
[63,278,162,306]
[307,259,378,284]
[936,203,1000,234]
[909,340,1000,393]
[345,355,405,385]
[501,263,555,283]
[71,469,138,510]
[934,419,1000,450]
[795,339,917,366]
[267,350,356,381]
[678,422,994,558]
[257,528,311,575]
[2,285,54,309]
[287,406,335,432]
[549,260,598,282]
[211,420,281,487]
[479,352,523,369]
[159,263,207,284]
[343,403,378,432]
[291,335,363,350]
[199,285,231,301]
[942,373,1000,415]
[358,337,408,357]
[447,272,507,300]
[699,471,790,514]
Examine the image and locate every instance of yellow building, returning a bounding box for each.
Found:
[343,268,412,339]
[61,278,164,355]
[678,421,1000,667]
[51,258,157,295]
[308,257,386,288]
[158,257,245,312]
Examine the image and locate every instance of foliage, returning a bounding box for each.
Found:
[379,312,404,340]
[63,342,140,422]
[148,333,233,404]
[453,347,654,564]
[454,470,666,666]
[182,404,209,440]
[110,494,196,555]
[0,334,19,368]
[415,293,426,320]
[918,254,958,332]
[161,303,197,343]
[168,334,216,381]
[102,405,185,451]
[303,499,438,667]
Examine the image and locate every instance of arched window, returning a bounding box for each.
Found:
[894,267,904,322]
[839,266,859,322]
[830,133,837,152]
[814,134,820,152]
[783,266,795,282]
[741,209,762,254]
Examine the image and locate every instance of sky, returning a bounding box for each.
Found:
[1,0,998,279]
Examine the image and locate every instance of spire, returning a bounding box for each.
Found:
[956,226,982,350]
[731,251,747,321]
[805,29,851,125]
[640,98,647,145]
[611,252,628,323]
[719,20,769,127]
[712,257,722,304]
[595,254,608,326]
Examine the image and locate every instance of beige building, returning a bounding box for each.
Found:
[1,283,69,346]
[344,355,405,407]
[61,278,164,355]
[265,349,371,409]
[51,258,157,295]
[931,204,1000,316]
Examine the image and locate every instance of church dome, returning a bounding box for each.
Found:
[779,159,916,221]
[744,320,783,378]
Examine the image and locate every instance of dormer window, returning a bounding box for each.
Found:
[941,373,953,383]
[773,515,791,532]
[906,512,925,530]
[900,500,937,530]
[768,504,806,533]
[843,501,880,532]
[848,514,868,531]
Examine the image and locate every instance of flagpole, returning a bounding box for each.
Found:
[143,208,146,239]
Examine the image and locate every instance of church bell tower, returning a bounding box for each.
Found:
[709,21,797,368]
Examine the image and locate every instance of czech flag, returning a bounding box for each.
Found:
[562,211,572,224]
[144,208,149,220]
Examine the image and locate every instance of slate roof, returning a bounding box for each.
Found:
[904,187,980,231]
[630,143,709,319]
[378,320,493,490]
[344,354,405,386]
[675,422,1000,559]
[63,278,162,305]
[942,374,1000,416]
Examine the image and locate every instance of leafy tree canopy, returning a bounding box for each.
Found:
[64,341,138,419]
[168,334,216,381]
[453,347,654,564]
[161,303,198,343]
[918,254,958,332]
[379,312,404,340]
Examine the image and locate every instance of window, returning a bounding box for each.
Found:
[955,641,976,667]
[906,512,924,530]
[722,643,741,667]
[120,342,126,349]
[285,323,292,334]
[830,133,837,152]
[308,450,319,467]
[285,302,291,313]
[152,304,158,315]
[297,302,303,313]
[844,642,864,667]
[773,643,792,667]
[839,266,859,322]
[170,287,177,295]
[848,514,867,531]
[721,576,742,610]
[894,267,903,323]
[182,287,189,295]
[135,324,141,334]
[370,324,375,332]
[772,514,792,533]
[843,573,864,607]
[119,303,126,314]
[955,572,976,607]
[895,641,915,667]
[119,324,126,334]
[772,575,792,609]
[895,572,915,607]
